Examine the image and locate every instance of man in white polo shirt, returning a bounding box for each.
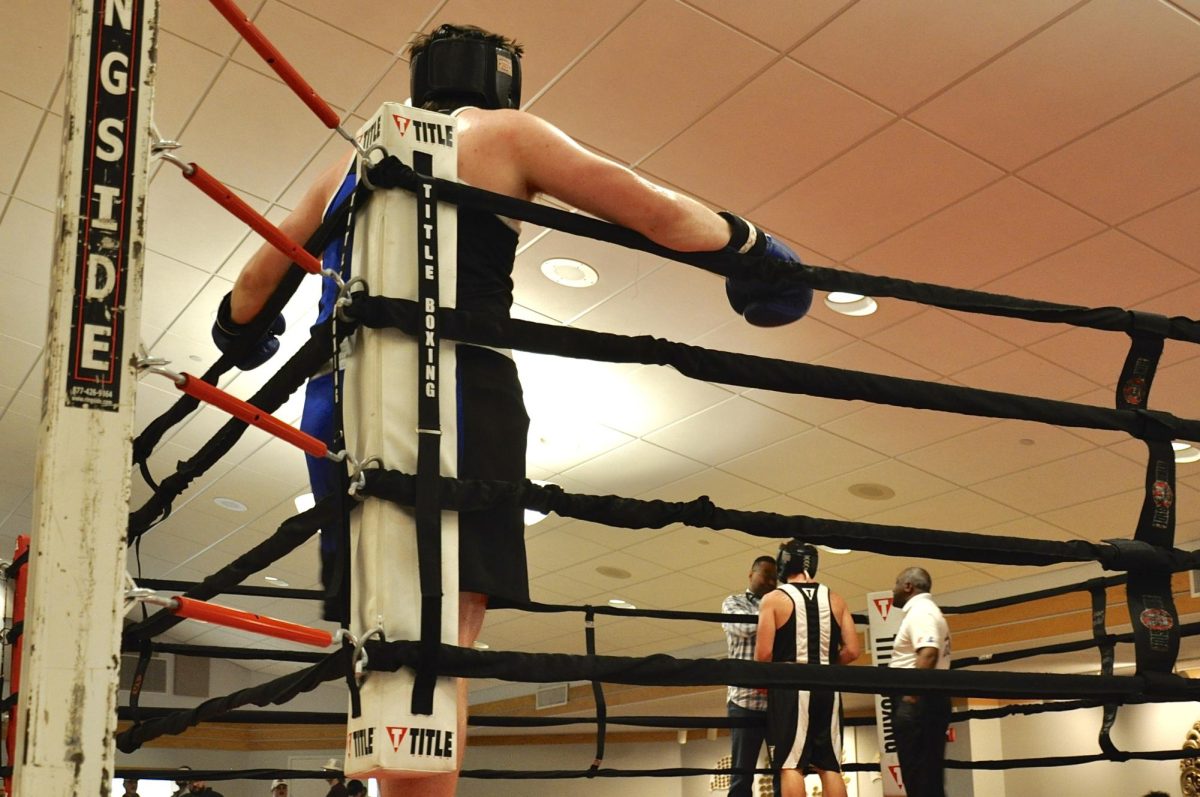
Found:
[888,566,952,797]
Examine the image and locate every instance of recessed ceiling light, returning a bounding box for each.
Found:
[596,565,632,579]
[213,497,247,512]
[824,292,877,317]
[818,545,851,555]
[608,598,636,610]
[294,493,316,513]
[541,257,598,288]
[1175,444,1200,464]
[848,482,895,501]
[473,641,490,650]
[264,576,290,587]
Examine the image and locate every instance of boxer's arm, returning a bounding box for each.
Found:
[229,157,349,323]
[478,109,730,252]
[833,594,861,665]
[754,592,782,663]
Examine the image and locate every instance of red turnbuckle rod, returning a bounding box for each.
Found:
[184,163,323,275]
[207,0,341,130]
[172,596,333,648]
[175,372,331,460]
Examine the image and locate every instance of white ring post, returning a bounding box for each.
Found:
[13,0,157,793]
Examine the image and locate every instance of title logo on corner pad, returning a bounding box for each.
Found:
[873,597,893,621]
[392,115,455,147]
[386,725,454,758]
[348,727,374,757]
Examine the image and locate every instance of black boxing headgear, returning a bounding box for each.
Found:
[410,25,522,110]
[777,539,819,579]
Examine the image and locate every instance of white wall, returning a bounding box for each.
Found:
[999,702,1187,797]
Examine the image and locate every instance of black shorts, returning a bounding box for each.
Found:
[456,345,530,605]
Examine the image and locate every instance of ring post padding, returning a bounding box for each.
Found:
[866,591,905,797]
[343,104,460,777]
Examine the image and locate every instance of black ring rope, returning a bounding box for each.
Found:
[108,152,1200,781]
[365,156,1200,343]
[357,469,1199,571]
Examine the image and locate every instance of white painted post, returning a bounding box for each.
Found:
[12,0,157,794]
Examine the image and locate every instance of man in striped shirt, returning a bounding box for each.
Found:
[722,555,778,797]
[756,541,859,797]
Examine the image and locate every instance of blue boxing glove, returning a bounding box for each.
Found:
[211,292,286,369]
[720,212,812,327]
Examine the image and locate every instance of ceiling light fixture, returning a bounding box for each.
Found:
[473,641,490,650]
[848,482,895,501]
[294,493,316,513]
[264,576,290,587]
[540,257,598,288]
[1173,441,1200,464]
[818,545,851,555]
[824,292,877,317]
[213,497,247,512]
[608,598,636,610]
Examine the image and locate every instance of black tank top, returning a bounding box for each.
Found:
[456,205,519,316]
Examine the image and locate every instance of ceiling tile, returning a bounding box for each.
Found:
[0,336,41,393]
[513,230,669,324]
[0,0,69,108]
[1038,488,1146,542]
[1,273,49,349]
[687,0,854,51]
[975,515,1082,542]
[952,349,1099,402]
[900,419,1096,486]
[792,0,1079,112]
[622,523,757,572]
[751,121,1001,260]
[850,178,1104,289]
[588,365,734,438]
[790,459,956,520]
[142,251,213,332]
[867,308,1015,377]
[814,339,940,383]
[739,389,866,430]
[562,439,707,497]
[174,61,333,202]
[1019,76,1200,223]
[911,0,1200,169]
[231,1,393,114]
[11,111,62,213]
[721,429,886,494]
[573,260,730,342]
[528,0,776,163]
[283,0,440,53]
[973,448,1144,514]
[161,0,267,55]
[823,403,991,458]
[863,488,1023,533]
[645,396,810,467]
[553,548,671,593]
[982,229,1196,311]
[152,31,226,142]
[0,95,42,197]
[638,467,777,512]
[0,198,55,287]
[694,314,858,367]
[433,0,642,100]
[1121,188,1200,271]
[641,59,893,210]
[144,172,261,274]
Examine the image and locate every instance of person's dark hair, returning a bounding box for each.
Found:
[346,780,366,796]
[407,24,523,112]
[1141,791,1169,797]
[751,555,776,571]
[899,566,932,593]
